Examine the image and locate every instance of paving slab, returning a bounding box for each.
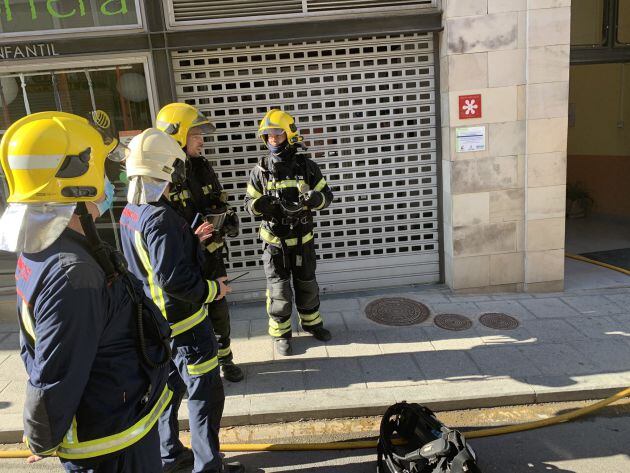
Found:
[1,283,630,444]
[520,298,581,319]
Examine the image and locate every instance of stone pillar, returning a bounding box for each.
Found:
[439,0,571,292]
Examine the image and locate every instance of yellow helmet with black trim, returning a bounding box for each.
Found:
[0,111,118,204]
[156,102,215,148]
[258,109,302,146]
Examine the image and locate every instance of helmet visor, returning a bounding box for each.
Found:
[260,128,285,136]
[106,141,129,163]
[189,122,216,136]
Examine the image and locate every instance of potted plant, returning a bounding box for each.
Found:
[566,181,594,218]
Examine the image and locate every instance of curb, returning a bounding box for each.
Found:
[1,383,626,445]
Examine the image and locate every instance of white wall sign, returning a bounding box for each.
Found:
[456,126,486,153]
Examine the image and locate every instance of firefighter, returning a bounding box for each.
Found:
[245,109,334,356]
[118,128,244,473]
[156,103,244,383]
[0,111,172,472]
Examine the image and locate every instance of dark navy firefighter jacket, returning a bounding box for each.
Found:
[119,198,220,337]
[15,228,172,460]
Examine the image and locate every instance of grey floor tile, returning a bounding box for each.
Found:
[430,302,481,316]
[278,334,328,360]
[229,320,250,340]
[474,300,537,321]
[246,361,305,397]
[561,295,626,316]
[567,339,630,373]
[520,298,581,319]
[412,350,483,382]
[0,332,19,350]
[375,327,435,355]
[304,358,365,391]
[521,319,586,342]
[320,312,348,333]
[468,346,543,378]
[359,353,426,388]
[447,294,492,302]
[325,331,381,358]
[564,316,627,340]
[517,343,597,376]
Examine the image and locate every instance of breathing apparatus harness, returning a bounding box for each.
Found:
[259,144,312,268]
[75,202,172,372]
[377,402,481,473]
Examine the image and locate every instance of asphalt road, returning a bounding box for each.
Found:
[1,404,628,472]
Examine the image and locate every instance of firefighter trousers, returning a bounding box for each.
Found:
[158,317,225,473]
[262,240,324,339]
[203,248,233,363]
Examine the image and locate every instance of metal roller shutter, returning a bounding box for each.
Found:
[172,33,440,300]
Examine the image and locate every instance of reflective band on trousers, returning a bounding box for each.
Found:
[170,305,208,338]
[187,356,219,376]
[260,228,314,246]
[56,385,172,460]
[134,231,167,318]
[217,347,232,358]
[299,311,323,327]
[266,289,292,337]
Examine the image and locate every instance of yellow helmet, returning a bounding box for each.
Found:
[156,102,215,148]
[258,109,302,146]
[0,111,117,204]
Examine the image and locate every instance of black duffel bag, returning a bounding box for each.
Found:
[377,402,482,473]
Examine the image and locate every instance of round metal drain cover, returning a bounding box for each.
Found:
[365,298,430,326]
[434,313,473,331]
[479,313,519,330]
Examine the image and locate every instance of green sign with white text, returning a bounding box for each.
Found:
[0,0,139,36]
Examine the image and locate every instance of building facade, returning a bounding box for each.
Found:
[1,1,622,299]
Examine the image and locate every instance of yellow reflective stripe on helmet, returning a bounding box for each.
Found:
[134,231,167,318]
[202,185,213,195]
[206,240,224,254]
[247,184,262,198]
[57,385,172,460]
[217,347,232,358]
[170,189,190,202]
[170,305,207,338]
[260,228,313,247]
[266,179,307,190]
[8,154,64,170]
[187,356,219,376]
[20,299,36,342]
[205,280,218,303]
[314,178,327,192]
[299,311,323,327]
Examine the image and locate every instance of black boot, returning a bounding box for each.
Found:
[309,326,331,342]
[163,449,194,473]
[275,338,292,356]
[221,360,244,383]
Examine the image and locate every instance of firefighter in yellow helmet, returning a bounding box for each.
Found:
[245,109,334,356]
[156,102,244,383]
[0,112,171,472]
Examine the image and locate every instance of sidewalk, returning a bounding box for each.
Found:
[1,263,630,442]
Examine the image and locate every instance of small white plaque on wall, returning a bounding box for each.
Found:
[456,126,486,153]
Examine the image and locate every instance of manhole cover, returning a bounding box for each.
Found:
[434,313,473,331]
[479,313,519,330]
[365,298,430,326]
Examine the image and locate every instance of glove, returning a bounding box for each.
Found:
[303,190,324,210]
[223,209,240,238]
[253,195,284,220]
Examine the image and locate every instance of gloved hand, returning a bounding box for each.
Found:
[223,209,240,238]
[302,190,324,210]
[253,195,284,220]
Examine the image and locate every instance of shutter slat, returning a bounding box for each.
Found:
[170,0,436,24]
